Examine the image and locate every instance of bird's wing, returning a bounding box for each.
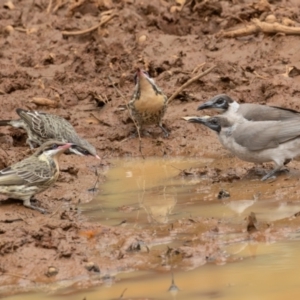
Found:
[0,156,52,186]
[239,104,300,121]
[233,119,300,151]
[18,109,96,154]
[19,110,72,141]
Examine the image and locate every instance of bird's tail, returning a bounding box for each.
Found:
[0,120,12,126]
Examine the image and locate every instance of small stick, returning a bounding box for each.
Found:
[167,65,216,104]
[108,76,144,158]
[61,14,117,36]
[49,203,64,218]
[191,62,206,74]
[119,288,128,299]
[220,18,300,38]
[46,0,52,13]
[29,97,59,108]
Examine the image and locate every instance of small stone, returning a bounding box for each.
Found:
[85,262,100,273]
[265,15,276,23]
[45,266,58,277]
[4,25,14,34]
[218,189,230,199]
[138,35,147,44]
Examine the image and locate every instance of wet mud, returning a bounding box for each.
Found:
[1,0,300,297]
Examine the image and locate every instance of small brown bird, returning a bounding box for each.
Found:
[128,68,168,136]
[0,108,100,159]
[0,140,72,213]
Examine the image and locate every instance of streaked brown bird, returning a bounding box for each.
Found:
[0,140,72,213]
[0,108,100,159]
[128,68,169,137]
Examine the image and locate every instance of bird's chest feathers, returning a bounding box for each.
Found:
[134,81,165,113]
[219,126,234,148]
[40,154,59,179]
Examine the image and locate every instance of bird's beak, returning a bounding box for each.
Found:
[197,100,214,110]
[57,143,73,151]
[187,116,220,132]
[95,155,101,160]
[187,116,210,124]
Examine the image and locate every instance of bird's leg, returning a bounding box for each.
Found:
[23,198,47,214]
[261,165,283,181]
[159,123,169,137]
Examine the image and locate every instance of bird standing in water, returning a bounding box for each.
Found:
[128,68,169,137]
[0,140,72,213]
[0,108,100,158]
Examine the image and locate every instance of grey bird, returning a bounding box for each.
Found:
[0,108,100,159]
[128,68,169,137]
[0,140,72,213]
[188,115,300,181]
[198,94,300,122]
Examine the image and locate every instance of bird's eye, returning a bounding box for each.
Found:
[52,144,58,149]
[82,149,90,156]
[216,98,224,104]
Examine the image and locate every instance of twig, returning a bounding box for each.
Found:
[53,0,67,13]
[191,62,206,74]
[46,0,52,13]
[167,65,216,104]
[108,76,144,158]
[119,288,128,299]
[49,203,64,218]
[220,18,300,38]
[30,97,59,108]
[61,14,117,36]
[1,272,35,282]
[253,71,269,80]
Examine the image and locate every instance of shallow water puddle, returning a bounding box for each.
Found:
[5,239,300,300]
[82,157,300,226]
[4,157,300,299]
[82,157,213,226]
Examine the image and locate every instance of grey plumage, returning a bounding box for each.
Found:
[188,115,300,181]
[0,140,72,213]
[198,94,300,121]
[0,108,99,158]
[128,68,168,137]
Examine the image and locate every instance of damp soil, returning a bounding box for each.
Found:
[1,0,300,297]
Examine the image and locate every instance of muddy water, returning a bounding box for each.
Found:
[82,157,214,226]
[82,158,300,226]
[5,239,300,300]
[4,158,300,299]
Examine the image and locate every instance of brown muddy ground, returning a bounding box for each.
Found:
[1,0,300,296]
